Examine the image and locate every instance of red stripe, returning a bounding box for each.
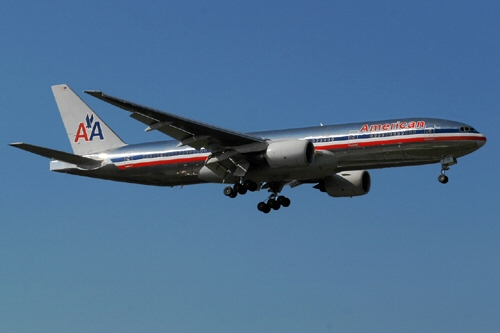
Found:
[117,156,207,170]
[316,135,485,151]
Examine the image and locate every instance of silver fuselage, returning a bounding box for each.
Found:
[51,117,486,186]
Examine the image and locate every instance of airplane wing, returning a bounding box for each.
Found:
[84,90,268,153]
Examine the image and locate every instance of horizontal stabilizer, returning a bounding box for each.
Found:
[9,142,102,169]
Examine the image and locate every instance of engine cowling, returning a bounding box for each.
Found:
[324,170,371,197]
[265,140,315,168]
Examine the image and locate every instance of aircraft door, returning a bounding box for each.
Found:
[348,130,359,147]
[122,155,132,169]
[424,125,435,140]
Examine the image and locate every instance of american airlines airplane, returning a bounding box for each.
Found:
[10,84,487,213]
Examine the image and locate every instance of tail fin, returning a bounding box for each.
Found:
[52,84,126,155]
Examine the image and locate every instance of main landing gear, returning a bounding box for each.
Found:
[438,156,457,184]
[223,180,258,198]
[257,194,291,214]
[223,180,291,213]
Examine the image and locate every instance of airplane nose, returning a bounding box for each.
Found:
[477,135,487,148]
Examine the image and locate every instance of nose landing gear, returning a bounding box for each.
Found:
[438,156,457,184]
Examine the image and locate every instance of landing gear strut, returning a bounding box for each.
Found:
[438,156,457,184]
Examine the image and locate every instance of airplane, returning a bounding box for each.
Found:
[10,84,487,213]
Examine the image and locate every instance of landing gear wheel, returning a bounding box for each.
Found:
[257,202,271,214]
[243,180,258,192]
[268,199,281,210]
[224,186,237,198]
[233,183,247,195]
[438,174,449,184]
[277,196,291,207]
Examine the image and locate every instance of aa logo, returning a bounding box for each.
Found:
[74,114,104,142]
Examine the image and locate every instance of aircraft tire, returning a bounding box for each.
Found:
[278,196,291,207]
[438,174,449,184]
[233,182,243,193]
[258,202,271,213]
[234,183,247,195]
[244,180,258,192]
[269,199,280,210]
[224,186,236,197]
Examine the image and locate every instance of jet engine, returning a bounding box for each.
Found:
[322,170,371,197]
[265,140,315,168]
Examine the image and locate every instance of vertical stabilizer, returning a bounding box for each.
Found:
[52,84,126,155]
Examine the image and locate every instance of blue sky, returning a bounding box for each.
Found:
[1,1,499,332]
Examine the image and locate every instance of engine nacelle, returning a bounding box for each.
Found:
[265,140,315,168]
[324,170,371,197]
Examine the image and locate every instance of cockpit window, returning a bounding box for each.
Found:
[460,126,475,132]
